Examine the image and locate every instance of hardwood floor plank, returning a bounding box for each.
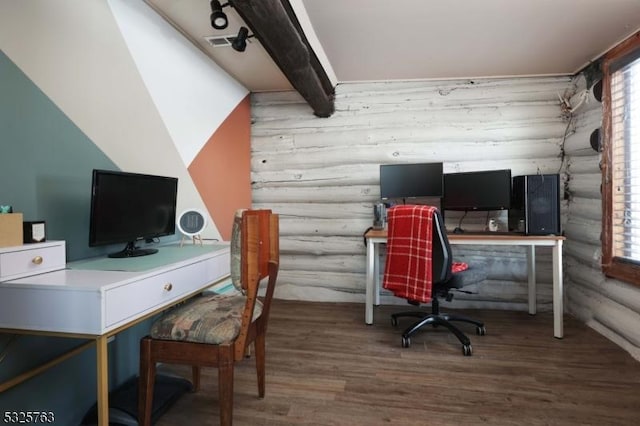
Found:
[154,300,640,425]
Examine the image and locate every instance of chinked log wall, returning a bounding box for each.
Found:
[564,74,640,361]
[251,77,572,313]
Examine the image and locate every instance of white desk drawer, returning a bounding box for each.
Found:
[104,260,210,328]
[0,241,66,281]
[0,244,229,334]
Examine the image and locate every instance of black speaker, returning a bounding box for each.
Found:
[509,174,561,235]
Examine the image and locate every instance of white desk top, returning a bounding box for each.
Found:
[365,228,565,245]
[0,243,231,335]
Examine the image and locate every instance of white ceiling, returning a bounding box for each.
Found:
[146,0,640,92]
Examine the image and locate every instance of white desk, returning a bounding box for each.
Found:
[0,243,230,425]
[364,230,565,338]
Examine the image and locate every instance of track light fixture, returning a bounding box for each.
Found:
[210,0,230,30]
[232,26,254,52]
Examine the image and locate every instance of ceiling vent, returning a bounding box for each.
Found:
[204,35,237,48]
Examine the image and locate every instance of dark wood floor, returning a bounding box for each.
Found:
[155,300,640,425]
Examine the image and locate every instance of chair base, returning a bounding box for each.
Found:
[391,310,485,356]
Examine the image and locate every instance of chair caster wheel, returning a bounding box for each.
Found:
[401,336,411,348]
[462,344,473,356]
[476,325,486,336]
[391,317,398,327]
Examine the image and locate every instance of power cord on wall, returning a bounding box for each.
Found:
[453,211,468,233]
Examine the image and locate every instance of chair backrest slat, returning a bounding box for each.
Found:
[269,213,279,265]
[235,209,279,360]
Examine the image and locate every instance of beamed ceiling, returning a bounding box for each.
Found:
[146,0,640,117]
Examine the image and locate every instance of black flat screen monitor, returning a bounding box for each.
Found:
[89,169,178,258]
[443,169,511,211]
[379,162,443,200]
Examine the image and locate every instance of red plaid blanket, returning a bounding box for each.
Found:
[382,205,437,303]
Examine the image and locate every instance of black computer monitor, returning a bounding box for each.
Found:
[379,162,443,200]
[89,169,178,258]
[443,169,511,211]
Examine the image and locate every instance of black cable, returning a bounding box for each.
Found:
[456,211,468,231]
[363,226,373,246]
[557,113,574,175]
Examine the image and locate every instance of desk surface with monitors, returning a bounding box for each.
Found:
[364,229,565,338]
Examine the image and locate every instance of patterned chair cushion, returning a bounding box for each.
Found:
[150,293,263,345]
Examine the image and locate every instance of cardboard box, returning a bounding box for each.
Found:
[0,213,24,248]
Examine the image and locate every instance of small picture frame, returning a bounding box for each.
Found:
[23,221,46,243]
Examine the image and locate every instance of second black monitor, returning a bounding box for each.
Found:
[379,162,443,200]
[443,169,511,211]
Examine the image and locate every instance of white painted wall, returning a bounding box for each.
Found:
[251,77,571,312]
[108,0,248,166]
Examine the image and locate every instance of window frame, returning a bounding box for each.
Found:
[602,31,640,286]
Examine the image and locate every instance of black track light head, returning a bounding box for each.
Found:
[210,0,228,30]
[232,26,254,52]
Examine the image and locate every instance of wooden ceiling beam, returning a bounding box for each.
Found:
[231,0,335,117]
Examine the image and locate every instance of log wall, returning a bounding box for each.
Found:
[564,74,640,361]
[251,77,571,313]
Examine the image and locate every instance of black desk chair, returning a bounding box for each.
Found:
[384,205,486,356]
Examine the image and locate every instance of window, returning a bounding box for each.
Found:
[602,32,640,285]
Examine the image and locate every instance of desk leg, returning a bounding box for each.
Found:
[373,243,381,307]
[553,240,564,338]
[365,238,375,325]
[96,335,109,425]
[527,246,536,315]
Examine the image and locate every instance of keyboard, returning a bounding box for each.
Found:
[448,230,525,236]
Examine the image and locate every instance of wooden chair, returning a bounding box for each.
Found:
[138,209,279,425]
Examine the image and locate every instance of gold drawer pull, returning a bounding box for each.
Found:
[164,283,173,292]
[32,256,43,265]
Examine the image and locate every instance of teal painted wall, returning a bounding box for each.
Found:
[0,51,158,425]
[0,49,118,262]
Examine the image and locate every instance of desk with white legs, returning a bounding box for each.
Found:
[364,230,565,338]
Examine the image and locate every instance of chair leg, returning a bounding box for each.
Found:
[218,345,235,426]
[440,312,484,329]
[138,338,156,426]
[255,332,266,398]
[391,311,427,321]
[402,315,471,347]
[191,366,201,392]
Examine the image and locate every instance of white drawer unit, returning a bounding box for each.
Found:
[0,241,66,281]
[104,259,211,329]
[0,243,230,335]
